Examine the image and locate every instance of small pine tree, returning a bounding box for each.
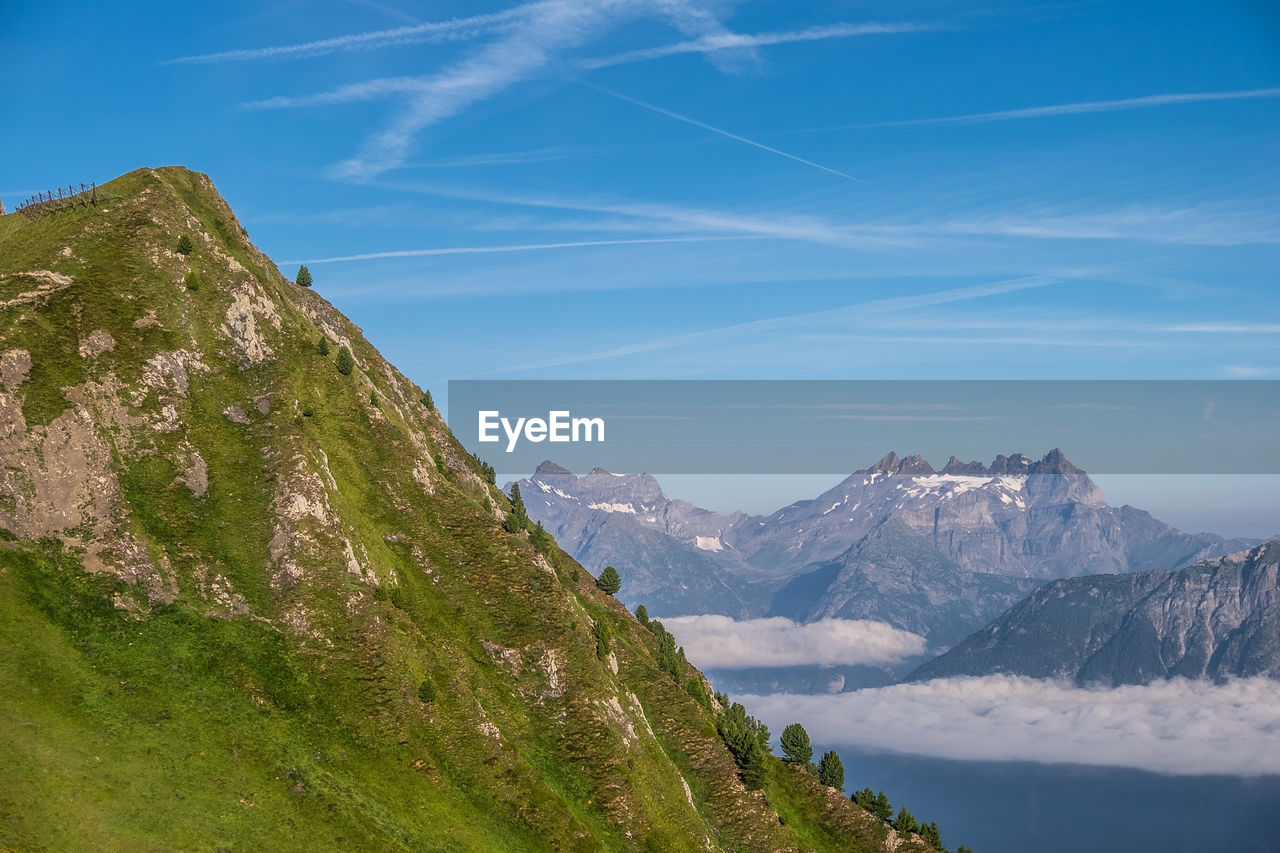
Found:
[652,622,682,679]
[853,787,876,810]
[176,234,193,255]
[370,391,379,407]
[685,676,712,711]
[184,270,200,291]
[894,807,918,835]
[920,821,941,849]
[873,791,893,822]
[317,336,330,355]
[336,346,355,376]
[421,390,434,410]
[780,723,813,765]
[634,604,649,626]
[529,520,554,556]
[296,264,313,287]
[503,483,528,533]
[817,750,845,791]
[739,739,768,790]
[417,680,436,703]
[596,565,621,595]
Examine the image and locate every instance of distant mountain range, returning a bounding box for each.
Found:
[513,451,1256,647]
[908,540,1280,685]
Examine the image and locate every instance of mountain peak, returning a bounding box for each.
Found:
[863,452,936,477]
[868,451,900,473]
[940,455,990,475]
[862,449,1089,479]
[988,453,1033,475]
[1029,448,1085,475]
[533,459,574,478]
[1,165,903,851]
[937,449,1087,478]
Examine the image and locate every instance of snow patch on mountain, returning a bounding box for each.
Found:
[902,473,1027,500]
[587,501,637,514]
[695,536,724,552]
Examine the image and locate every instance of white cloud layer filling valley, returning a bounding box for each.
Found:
[662,615,927,668]
[742,676,1280,777]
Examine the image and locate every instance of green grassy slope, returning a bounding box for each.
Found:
[0,167,931,852]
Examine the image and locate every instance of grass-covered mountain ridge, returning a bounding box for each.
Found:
[0,167,941,851]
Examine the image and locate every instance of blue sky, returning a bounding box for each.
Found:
[3,0,1278,533]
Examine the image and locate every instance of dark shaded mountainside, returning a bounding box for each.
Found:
[0,168,934,851]
[516,453,1253,648]
[908,540,1280,686]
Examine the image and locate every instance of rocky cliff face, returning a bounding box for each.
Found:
[908,541,1280,685]
[0,167,918,852]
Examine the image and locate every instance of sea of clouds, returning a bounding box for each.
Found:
[662,615,927,668]
[741,675,1280,777]
[664,615,1280,777]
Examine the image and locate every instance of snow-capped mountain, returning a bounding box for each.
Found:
[510,451,1255,645]
[726,449,1239,582]
[515,461,760,616]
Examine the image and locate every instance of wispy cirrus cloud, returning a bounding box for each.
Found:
[662,616,926,668]
[743,676,1280,776]
[1168,323,1280,334]
[164,5,533,64]
[932,205,1280,245]
[501,273,1069,369]
[879,86,1280,126]
[778,86,1280,132]
[385,181,1280,248]
[234,0,753,180]
[183,5,939,186]
[241,75,436,111]
[234,13,862,182]
[374,182,930,249]
[1224,364,1280,377]
[579,20,941,69]
[284,235,756,265]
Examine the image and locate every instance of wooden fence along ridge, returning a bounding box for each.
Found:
[13,182,98,220]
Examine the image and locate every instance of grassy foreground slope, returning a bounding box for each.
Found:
[0,167,921,852]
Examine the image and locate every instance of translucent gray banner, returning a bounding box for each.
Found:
[446,380,1280,474]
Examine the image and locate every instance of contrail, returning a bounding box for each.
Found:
[882,86,1280,126]
[771,86,1280,134]
[287,235,755,264]
[581,82,862,183]
[163,5,531,64]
